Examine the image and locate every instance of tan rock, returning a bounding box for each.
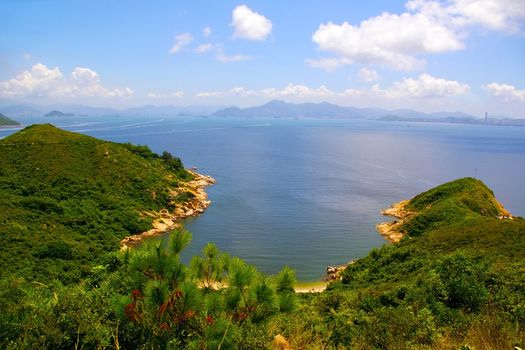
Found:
[273,334,292,350]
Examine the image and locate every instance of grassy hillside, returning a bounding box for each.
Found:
[277,178,525,349]
[0,113,20,126]
[0,124,192,283]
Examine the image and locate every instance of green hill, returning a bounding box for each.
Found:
[0,124,194,283]
[280,178,525,349]
[0,113,20,126]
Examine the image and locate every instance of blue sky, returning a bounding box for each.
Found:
[1,0,524,117]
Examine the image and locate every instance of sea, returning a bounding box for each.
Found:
[2,116,525,281]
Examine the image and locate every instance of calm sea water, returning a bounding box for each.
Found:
[2,116,525,281]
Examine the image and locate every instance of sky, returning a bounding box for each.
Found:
[1,0,524,117]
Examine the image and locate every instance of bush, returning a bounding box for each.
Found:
[34,241,73,260]
[437,253,488,311]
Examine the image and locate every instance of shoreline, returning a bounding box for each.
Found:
[295,281,327,293]
[376,199,412,243]
[120,170,215,249]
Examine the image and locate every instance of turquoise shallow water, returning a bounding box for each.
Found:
[3,116,525,281]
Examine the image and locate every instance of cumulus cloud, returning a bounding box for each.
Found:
[147,91,185,99]
[406,0,525,33]
[196,84,335,100]
[231,5,272,41]
[261,84,335,99]
[483,82,525,102]
[169,32,193,54]
[358,68,380,82]
[202,26,212,37]
[195,75,469,103]
[377,74,470,98]
[0,63,133,99]
[311,13,462,71]
[309,0,525,72]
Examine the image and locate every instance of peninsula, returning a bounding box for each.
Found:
[0,124,214,283]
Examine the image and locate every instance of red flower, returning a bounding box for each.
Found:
[206,315,214,325]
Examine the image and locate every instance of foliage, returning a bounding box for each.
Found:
[0,229,298,349]
[1,128,524,350]
[0,124,193,283]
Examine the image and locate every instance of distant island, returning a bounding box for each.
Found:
[0,113,20,126]
[44,110,75,117]
[213,100,525,127]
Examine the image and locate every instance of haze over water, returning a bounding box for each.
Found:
[3,116,525,281]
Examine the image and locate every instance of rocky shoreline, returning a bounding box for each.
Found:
[376,199,412,243]
[120,170,215,249]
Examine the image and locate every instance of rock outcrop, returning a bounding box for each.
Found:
[120,170,215,249]
[376,199,412,243]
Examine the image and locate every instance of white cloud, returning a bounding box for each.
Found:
[202,26,212,37]
[309,0,525,72]
[261,84,335,99]
[196,84,335,100]
[406,0,525,33]
[0,63,133,99]
[196,77,468,101]
[215,48,252,63]
[483,82,525,102]
[169,32,193,54]
[377,74,470,98]
[147,91,185,99]
[195,43,215,53]
[358,68,380,82]
[305,58,351,72]
[311,13,463,71]
[231,5,272,41]
[196,87,257,98]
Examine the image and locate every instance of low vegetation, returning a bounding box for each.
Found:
[0,125,523,349]
[0,124,191,283]
[274,178,525,349]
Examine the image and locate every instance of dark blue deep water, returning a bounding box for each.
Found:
[2,116,525,281]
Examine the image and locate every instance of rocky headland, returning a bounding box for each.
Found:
[376,199,413,243]
[120,170,215,249]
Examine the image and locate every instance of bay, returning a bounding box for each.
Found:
[2,116,525,281]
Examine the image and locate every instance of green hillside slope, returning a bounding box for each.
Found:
[0,124,193,283]
[280,178,525,349]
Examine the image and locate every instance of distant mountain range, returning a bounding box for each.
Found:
[0,100,523,127]
[0,103,225,118]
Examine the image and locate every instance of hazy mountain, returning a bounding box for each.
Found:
[212,100,365,118]
[44,110,75,117]
[0,104,45,117]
